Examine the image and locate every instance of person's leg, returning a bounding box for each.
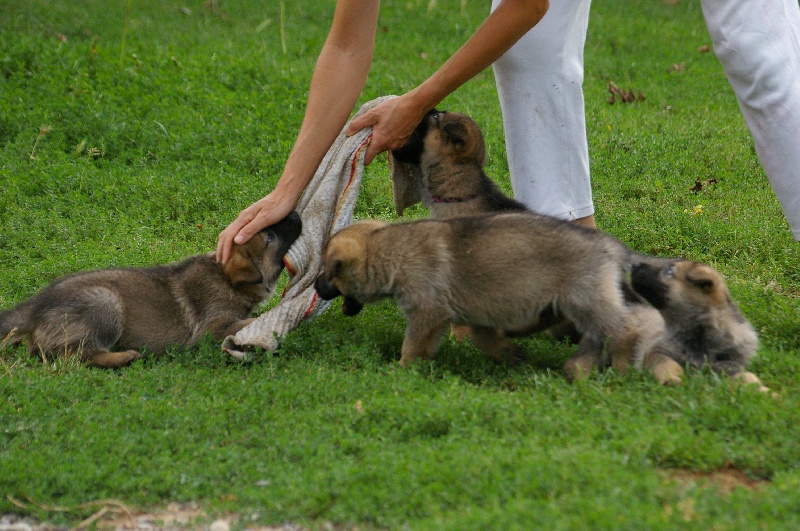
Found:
[491,0,594,227]
[701,0,800,240]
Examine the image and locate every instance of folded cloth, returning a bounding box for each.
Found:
[222,96,396,360]
[388,148,425,216]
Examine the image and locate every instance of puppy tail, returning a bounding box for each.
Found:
[0,301,35,347]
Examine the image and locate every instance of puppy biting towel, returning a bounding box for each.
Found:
[223,96,399,359]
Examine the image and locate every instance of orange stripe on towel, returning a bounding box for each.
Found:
[333,134,371,222]
[281,255,297,298]
[303,292,319,319]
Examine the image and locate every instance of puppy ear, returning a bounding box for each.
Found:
[685,270,716,293]
[325,258,343,282]
[224,249,263,287]
[443,121,469,150]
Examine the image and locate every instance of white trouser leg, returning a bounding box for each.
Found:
[701,0,800,239]
[491,0,594,220]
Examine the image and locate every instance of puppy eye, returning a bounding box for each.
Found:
[664,266,674,277]
[267,232,275,243]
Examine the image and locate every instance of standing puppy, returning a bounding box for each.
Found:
[314,213,643,367]
[0,212,302,368]
[391,110,572,338]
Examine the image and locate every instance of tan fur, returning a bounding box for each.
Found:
[315,213,642,367]
[391,111,579,343]
[634,260,766,391]
[391,111,527,221]
[568,258,768,392]
[0,213,301,368]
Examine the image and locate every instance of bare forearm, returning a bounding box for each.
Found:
[216,0,378,262]
[274,0,378,205]
[348,0,549,163]
[276,53,370,201]
[412,0,548,110]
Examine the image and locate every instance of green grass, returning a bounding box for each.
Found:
[2,0,799,528]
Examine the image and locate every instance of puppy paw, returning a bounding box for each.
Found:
[221,336,255,362]
[563,352,601,382]
[734,371,776,397]
[88,349,142,369]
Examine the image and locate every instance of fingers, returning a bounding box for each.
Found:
[363,137,378,165]
[216,213,253,264]
[216,195,298,264]
[345,111,376,137]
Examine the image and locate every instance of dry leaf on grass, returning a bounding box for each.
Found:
[607,81,645,104]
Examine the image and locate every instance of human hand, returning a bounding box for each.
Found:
[345,94,428,165]
[216,191,297,264]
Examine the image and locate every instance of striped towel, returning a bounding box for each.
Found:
[222,96,395,360]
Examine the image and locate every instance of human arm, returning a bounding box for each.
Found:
[347,0,549,164]
[216,0,379,263]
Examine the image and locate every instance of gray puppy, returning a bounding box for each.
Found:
[0,212,302,368]
[314,213,645,367]
[391,110,571,338]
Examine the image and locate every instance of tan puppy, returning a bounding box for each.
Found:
[390,109,527,218]
[391,110,575,340]
[0,212,302,368]
[314,213,644,367]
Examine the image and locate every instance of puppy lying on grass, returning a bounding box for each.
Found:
[564,258,768,392]
[0,212,302,368]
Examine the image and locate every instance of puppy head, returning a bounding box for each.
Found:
[390,108,442,165]
[420,111,486,169]
[224,211,302,298]
[314,219,388,316]
[631,259,730,313]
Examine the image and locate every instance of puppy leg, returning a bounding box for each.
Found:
[1,327,24,348]
[609,333,638,374]
[564,353,601,381]
[469,326,528,366]
[87,349,142,368]
[733,371,772,394]
[643,352,684,386]
[212,318,256,340]
[564,336,604,381]
[449,324,472,342]
[399,315,449,366]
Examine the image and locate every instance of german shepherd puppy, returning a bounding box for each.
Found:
[314,213,644,367]
[629,259,767,390]
[390,109,527,217]
[0,212,302,368]
[391,110,578,339]
[564,259,767,391]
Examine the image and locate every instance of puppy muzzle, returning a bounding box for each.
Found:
[314,274,341,300]
[314,274,364,317]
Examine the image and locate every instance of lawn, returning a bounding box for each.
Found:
[1,0,799,529]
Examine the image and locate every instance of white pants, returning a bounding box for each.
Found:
[492,0,800,239]
[491,0,594,221]
[701,0,800,239]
